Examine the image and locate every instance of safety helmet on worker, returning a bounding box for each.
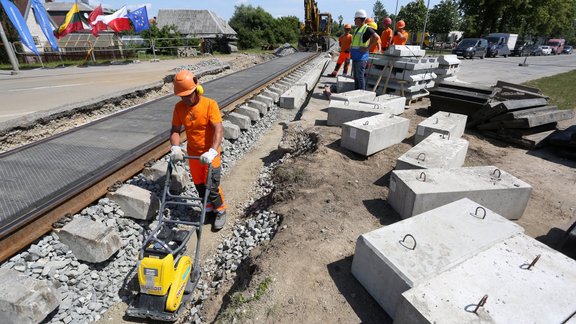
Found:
[354,9,367,19]
[365,17,374,24]
[396,20,405,29]
[383,17,392,26]
[174,70,198,96]
[367,21,378,30]
[344,24,352,30]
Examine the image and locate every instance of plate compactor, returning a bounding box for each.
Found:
[126,156,211,321]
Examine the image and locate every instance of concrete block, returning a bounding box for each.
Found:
[261,89,279,102]
[372,56,439,70]
[388,45,426,57]
[352,198,523,319]
[341,113,409,156]
[0,269,61,324]
[279,85,307,109]
[107,184,160,220]
[235,106,260,122]
[395,233,576,324]
[396,133,468,170]
[415,111,467,144]
[388,166,532,220]
[142,160,189,193]
[58,217,122,263]
[255,94,274,108]
[330,89,377,103]
[268,86,285,95]
[327,100,386,126]
[394,71,437,82]
[247,100,268,114]
[359,94,406,115]
[337,75,355,93]
[226,111,252,129]
[223,121,241,140]
[437,54,461,66]
[434,65,460,76]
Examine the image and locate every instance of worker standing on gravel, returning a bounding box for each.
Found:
[393,20,408,45]
[328,24,352,77]
[381,17,394,51]
[170,70,227,231]
[350,9,380,90]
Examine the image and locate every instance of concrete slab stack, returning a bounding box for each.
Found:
[434,55,461,81]
[415,111,467,144]
[327,99,405,126]
[351,198,524,319]
[396,133,469,170]
[395,233,576,324]
[388,166,532,220]
[340,113,409,156]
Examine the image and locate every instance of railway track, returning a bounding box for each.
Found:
[0,52,320,262]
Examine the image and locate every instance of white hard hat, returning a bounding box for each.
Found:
[354,9,367,19]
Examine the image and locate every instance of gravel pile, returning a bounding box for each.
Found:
[274,43,299,57]
[175,58,231,78]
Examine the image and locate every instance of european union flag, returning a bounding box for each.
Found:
[128,6,150,34]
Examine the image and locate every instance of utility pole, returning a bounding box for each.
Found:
[420,0,431,48]
[0,22,19,74]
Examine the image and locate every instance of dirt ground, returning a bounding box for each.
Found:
[198,76,576,323]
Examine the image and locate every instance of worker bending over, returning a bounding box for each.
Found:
[328,24,352,77]
[170,70,227,231]
[393,20,408,45]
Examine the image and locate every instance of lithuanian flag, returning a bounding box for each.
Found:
[54,2,84,39]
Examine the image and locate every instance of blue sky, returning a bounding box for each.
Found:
[85,0,441,24]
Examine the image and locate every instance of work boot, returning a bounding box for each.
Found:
[213,209,226,231]
[327,71,337,77]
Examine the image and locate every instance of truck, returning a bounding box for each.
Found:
[547,38,565,55]
[484,33,518,58]
[299,0,332,52]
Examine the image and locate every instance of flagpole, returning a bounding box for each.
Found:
[0,21,20,74]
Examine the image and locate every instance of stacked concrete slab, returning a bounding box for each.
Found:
[327,98,405,126]
[395,233,576,324]
[351,198,524,318]
[415,111,467,144]
[396,132,469,170]
[280,57,330,109]
[341,113,409,156]
[434,55,461,81]
[388,166,532,220]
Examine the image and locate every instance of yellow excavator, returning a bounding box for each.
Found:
[299,0,332,52]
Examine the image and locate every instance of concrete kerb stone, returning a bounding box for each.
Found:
[415,111,467,144]
[235,106,260,122]
[341,113,409,156]
[226,112,252,129]
[388,165,533,220]
[107,184,160,220]
[395,233,576,324]
[57,217,122,263]
[247,100,268,114]
[223,121,241,140]
[255,94,275,108]
[0,268,61,324]
[352,198,524,319]
[396,132,469,170]
[142,161,189,193]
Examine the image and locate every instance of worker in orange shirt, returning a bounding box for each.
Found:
[381,17,393,51]
[393,20,408,45]
[170,70,227,231]
[366,18,381,53]
[328,24,352,77]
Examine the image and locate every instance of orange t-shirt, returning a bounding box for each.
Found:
[171,96,222,157]
[339,34,352,52]
[393,30,409,45]
[381,27,393,49]
[369,38,381,53]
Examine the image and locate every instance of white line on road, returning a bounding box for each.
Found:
[7,83,87,92]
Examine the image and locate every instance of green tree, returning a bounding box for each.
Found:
[428,0,460,35]
[229,4,277,49]
[274,16,300,44]
[373,0,389,28]
[337,15,344,27]
[140,24,185,55]
[397,0,427,34]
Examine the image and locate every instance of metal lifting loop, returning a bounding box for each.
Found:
[399,234,417,250]
[527,254,541,270]
[470,206,487,219]
[491,169,501,178]
[447,112,451,117]
[434,117,439,124]
[417,172,427,182]
[441,131,451,140]
[344,100,350,105]
[364,120,370,126]
[416,152,426,162]
[472,295,488,314]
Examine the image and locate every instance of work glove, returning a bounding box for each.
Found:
[171,145,184,162]
[200,148,218,165]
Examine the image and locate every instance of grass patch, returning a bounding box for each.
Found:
[523,70,576,110]
[217,277,273,323]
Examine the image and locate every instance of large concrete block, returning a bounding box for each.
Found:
[395,233,576,324]
[226,111,252,129]
[415,111,467,144]
[436,54,461,66]
[337,75,355,93]
[58,217,122,263]
[330,89,376,102]
[341,113,409,156]
[279,85,307,109]
[0,269,61,324]
[359,94,406,115]
[107,184,160,220]
[396,133,468,170]
[352,198,523,319]
[235,106,260,122]
[223,121,241,140]
[388,166,532,220]
[247,100,268,114]
[327,100,398,126]
[142,161,189,193]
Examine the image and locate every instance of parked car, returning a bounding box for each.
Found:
[563,45,573,54]
[451,38,488,59]
[512,42,531,56]
[540,45,552,55]
[528,45,544,56]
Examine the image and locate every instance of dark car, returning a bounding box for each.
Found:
[512,42,531,56]
[563,45,573,54]
[451,38,488,59]
[527,45,543,56]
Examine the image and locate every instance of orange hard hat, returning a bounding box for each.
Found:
[383,17,392,25]
[344,24,351,29]
[365,17,374,24]
[396,20,405,29]
[173,70,198,96]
